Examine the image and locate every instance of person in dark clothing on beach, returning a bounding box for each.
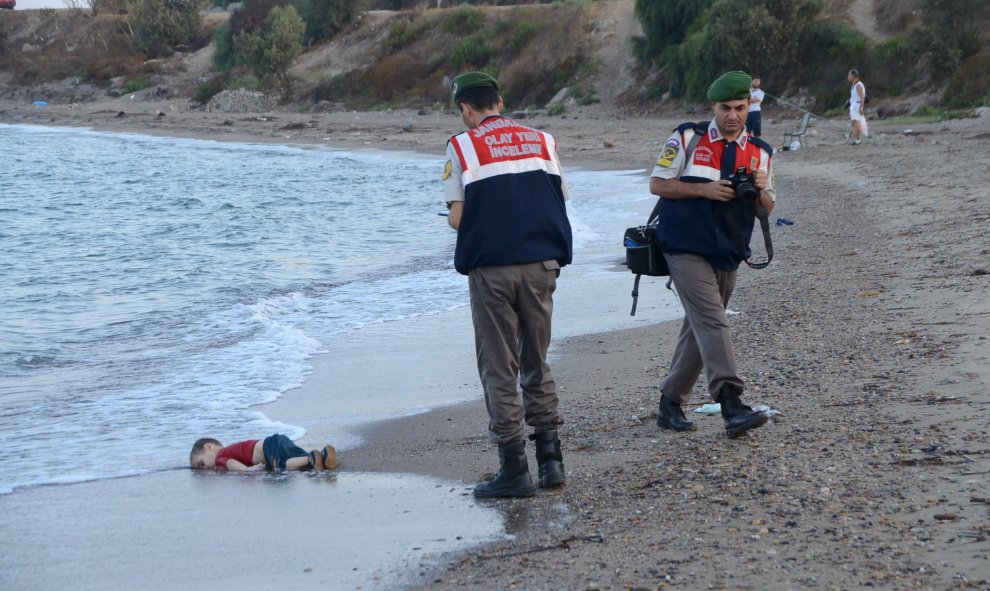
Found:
[648,70,775,438]
[442,71,573,498]
[190,434,336,472]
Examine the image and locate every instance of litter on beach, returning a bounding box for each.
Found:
[693,403,722,415]
[692,403,782,417]
[752,404,783,417]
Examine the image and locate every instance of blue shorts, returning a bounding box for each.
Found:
[262,434,308,471]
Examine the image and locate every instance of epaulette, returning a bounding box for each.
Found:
[675,121,709,135]
[748,135,774,156]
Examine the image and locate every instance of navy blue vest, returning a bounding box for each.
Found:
[658,121,773,271]
[449,118,572,275]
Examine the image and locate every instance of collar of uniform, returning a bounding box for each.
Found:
[705,120,748,148]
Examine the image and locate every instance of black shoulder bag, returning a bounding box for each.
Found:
[624,123,706,316]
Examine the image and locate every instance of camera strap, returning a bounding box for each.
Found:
[720,203,773,269]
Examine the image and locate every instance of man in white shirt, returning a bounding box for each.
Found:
[746,76,765,137]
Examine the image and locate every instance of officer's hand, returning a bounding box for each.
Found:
[753,170,768,191]
[703,180,736,202]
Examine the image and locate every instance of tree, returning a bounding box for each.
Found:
[702,0,822,75]
[243,4,305,94]
[637,0,825,100]
[634,0,710,62]
[129,0,205,57]
[294,0,362,44]
[915,0,983,83]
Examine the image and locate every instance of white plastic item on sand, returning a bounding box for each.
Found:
[694,402,782,417]
[752,404,782,417]
[693,403,722,415]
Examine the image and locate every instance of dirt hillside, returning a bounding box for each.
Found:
[0,0,984,116]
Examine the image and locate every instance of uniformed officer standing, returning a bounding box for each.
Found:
[442,71,573,498]
[649,70,776,438]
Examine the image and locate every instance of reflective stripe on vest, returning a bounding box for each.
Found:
[449,117,562,188]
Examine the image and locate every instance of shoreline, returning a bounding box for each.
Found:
[4,99,989,589]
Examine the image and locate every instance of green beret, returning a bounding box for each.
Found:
[707,71,753,102]
[451,71,500,102]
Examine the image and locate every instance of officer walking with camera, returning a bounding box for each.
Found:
[648,70,776,438]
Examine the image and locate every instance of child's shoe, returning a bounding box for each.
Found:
[320,445,337,470]
[307,446,337,471]
[308,449,326,472]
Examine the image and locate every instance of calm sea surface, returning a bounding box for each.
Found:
[0,123,677,497]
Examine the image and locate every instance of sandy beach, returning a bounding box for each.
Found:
[2,96,989,589]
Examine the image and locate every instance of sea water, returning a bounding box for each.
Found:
[0,123,679,492]
[0,123,679,584]
[0,125,680,588]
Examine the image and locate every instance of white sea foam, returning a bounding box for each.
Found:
[1,127,679,497]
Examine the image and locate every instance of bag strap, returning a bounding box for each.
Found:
[647,122,708,224]
[630,274,642,316]
[631,122,708,316]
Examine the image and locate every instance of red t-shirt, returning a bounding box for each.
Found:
[214,440,258,470]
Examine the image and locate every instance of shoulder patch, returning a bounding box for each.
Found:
[657,144,679,168]
[442,159,452,181]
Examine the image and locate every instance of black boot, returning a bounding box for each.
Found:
[473,440,537,498]
[656,394,697,432]
[529,429,565,488]
[719,386,768,438]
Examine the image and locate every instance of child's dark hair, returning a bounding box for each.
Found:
[190,437,221,463]
[456,85,500,112]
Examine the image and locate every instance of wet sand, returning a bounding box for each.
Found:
[2,97,989,589]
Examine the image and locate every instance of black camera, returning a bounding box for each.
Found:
[729,166,759,202]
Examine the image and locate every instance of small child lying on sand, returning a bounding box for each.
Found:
[190,433,337,472]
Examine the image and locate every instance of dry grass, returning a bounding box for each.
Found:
[1,8,222,87]
[313,2,596,110]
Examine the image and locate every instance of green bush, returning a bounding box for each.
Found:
[509,20,538,53]
[295,0,361,44]
[913,0,984,83]
[129,0,204,57]
[942,51,990,108]
[443,4,484,36]
[637,0,826,101]
[634,0,710,63]
[793,20,867,109]
[571,85,599,106]
[449,31,492,69]
[386,19,410,50]
[243,4,305,93]
[193,72,229,103]
[122,74,148,93]
[869,36,919,97]
[212,23,239,71]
